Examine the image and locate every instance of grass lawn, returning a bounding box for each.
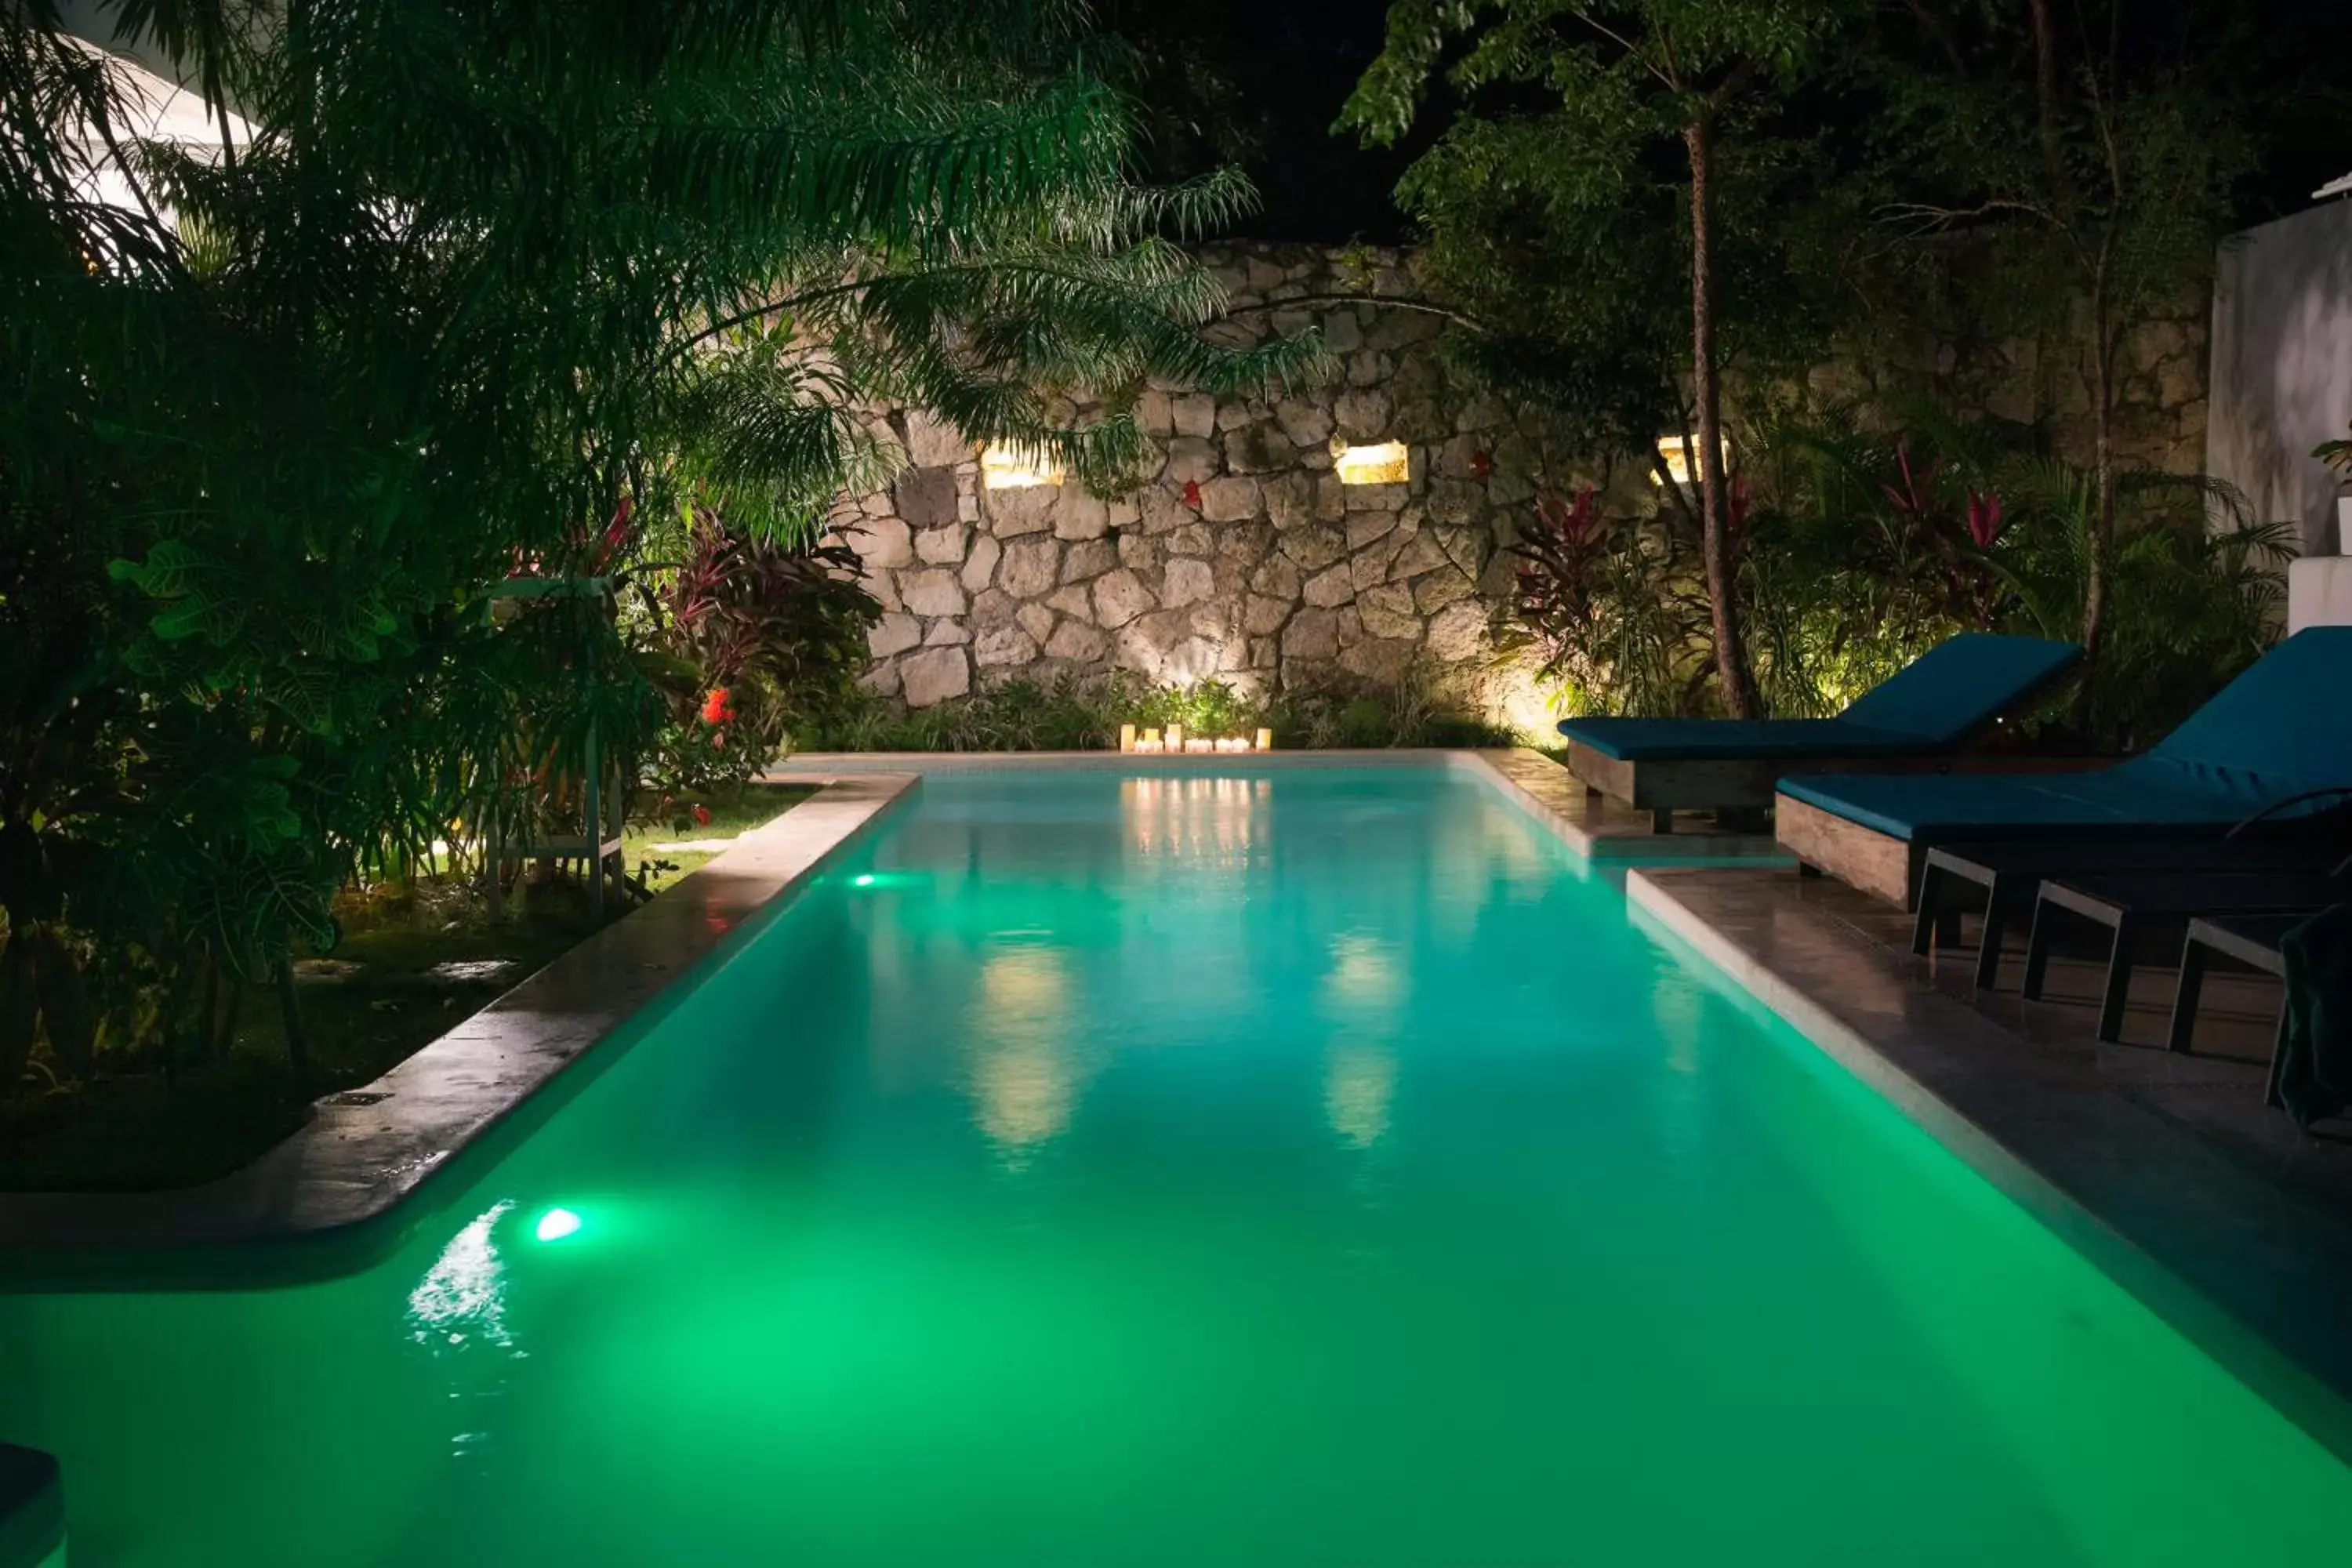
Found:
[0,782,815,1194]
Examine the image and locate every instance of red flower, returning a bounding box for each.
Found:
[591,495,635,572]
[1181,478,1203,510]
[1537,485,1600,546]
[1965,491,2005,549]
[699,687,735,725]
[1469,448,1492,480]
[1882,441,1942,521]
[692,803,712,827]
[710,731,725,750]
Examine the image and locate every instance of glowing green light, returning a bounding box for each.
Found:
[534,1207,583,1242]
[852,873,876,887]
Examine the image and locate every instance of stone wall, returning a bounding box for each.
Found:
[830,245,1565,720]
[831,239,2221,715]
[1820,310,2210,482]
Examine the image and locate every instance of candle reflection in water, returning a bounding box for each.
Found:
[1321,934,1401,1149]
[967,946,1079,1163]
[1119,775,1271,862]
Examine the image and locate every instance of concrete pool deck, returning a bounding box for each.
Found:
[1631,862,2352,1464]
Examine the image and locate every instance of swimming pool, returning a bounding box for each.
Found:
[2,763,2347,1564]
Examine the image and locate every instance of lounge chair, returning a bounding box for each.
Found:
[2020,865,2351,1041]
[1909,836,2339,990]
[1776,626,2352,907]
[1558,633,2082,831]
[2169,909,2352,1123]
[2169,913,2298,1062]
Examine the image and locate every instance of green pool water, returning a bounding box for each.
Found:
[2,765,2347,1565]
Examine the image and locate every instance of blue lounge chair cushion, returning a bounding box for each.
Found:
[1835,633,2084,740]
[1555,717,1917,762]
[1781,626,2352,840]
[1558,633,2081,761]
[1776,763,2275,841]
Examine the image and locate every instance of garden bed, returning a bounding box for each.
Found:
[0,783,815,1195]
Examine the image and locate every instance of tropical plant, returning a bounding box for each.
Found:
[626,501,881,797]
[1508,408,2286,743]
[0,0,1312,1099]
[2317,423,2352,479]
[1341,0,1869,718]
[1872,0,2264,714]
[1511,485,1715,717]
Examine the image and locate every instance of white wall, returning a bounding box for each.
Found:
[2209,201,2352,554]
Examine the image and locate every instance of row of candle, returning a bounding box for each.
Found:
[1119,724,1274,754]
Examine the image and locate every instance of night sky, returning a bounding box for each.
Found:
[1122,0,2349,245]
[1105,0,1425,244]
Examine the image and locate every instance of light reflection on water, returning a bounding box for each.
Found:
[405,1200,517,1353]
[967,947,1081,1161]
[1119,775,1271,862]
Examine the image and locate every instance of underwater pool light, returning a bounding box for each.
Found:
[853,873,876,887]
[534,1207,583,1243]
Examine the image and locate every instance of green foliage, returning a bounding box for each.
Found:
[1867,1,2268,687]
[1341,0,1871,718]
[1337,1,1867,456]
[0,0,1304,1102]
[2317,423,2352,479]
[624,503,881,798]
[1512,412,2286,746]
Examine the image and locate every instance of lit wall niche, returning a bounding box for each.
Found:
[1332,439,1410,486]
[1650,434,1732,487]
[981,444,1064,489]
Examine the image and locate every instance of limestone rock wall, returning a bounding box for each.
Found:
[830,245,1563,716]
[829,240,2218,714]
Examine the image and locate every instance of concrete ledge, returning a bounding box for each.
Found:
[0,1443,61,1568]
[1626,864,2352,1465]
[0,774,916,1287]
[1466,749,1787,861]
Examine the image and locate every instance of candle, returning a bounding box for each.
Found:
[1119,723,1136,753]
[1185,737,1212,753]
[1166,723,1185,753]
[1254,728,1274,751]
[1139,728,1162,754]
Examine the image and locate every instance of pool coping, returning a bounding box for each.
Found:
[1625,864,2352,1467]
[0,772,918,1285]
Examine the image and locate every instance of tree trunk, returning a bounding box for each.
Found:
[1683,116,1760,718]
[2025,0,2072,209]
[2074,245,2118,734]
